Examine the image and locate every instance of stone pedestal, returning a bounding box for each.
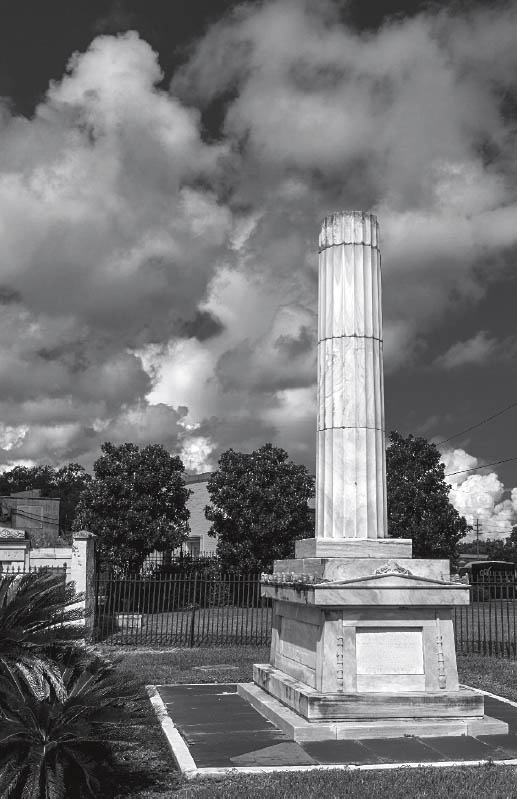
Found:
[238,556,507,739]
[238,212,507,740]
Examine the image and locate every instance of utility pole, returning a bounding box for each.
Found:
[474,518,482,556]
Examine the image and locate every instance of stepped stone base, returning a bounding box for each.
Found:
[254,663,483,720]
[238,679,509,742]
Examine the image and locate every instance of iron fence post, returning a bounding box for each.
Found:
[189,571,198,647]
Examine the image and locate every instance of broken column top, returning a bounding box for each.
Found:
[319,211,379,251]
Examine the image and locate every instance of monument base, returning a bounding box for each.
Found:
[238,679,508,742]
[251,552,509,742]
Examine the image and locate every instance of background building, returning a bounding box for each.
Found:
[183,473,217,556]
[183,473,316,556]
[0,489,60,545]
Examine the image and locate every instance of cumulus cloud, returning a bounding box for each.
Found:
[0,31,233,469]
[1,2,517,472]
[441,448,517,540]
[435,331,516,369]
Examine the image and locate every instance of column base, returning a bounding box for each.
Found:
[295,538,412,558]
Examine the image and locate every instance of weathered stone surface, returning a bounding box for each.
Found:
[316,212,386,541]
[295,538,412,558]
[261,580,470,607]
[274,556,449,581]
[253,664,484,720]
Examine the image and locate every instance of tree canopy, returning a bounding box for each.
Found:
[386,430,469,561]
[206,443,315,572]
[461,528,517,564]
[73,442,190,569]
[0,463,91,540]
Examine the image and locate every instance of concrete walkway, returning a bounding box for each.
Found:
[147,682,517,777]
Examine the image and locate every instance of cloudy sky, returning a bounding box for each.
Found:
[1,0,517,537]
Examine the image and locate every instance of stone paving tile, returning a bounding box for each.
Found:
[166,697,266,720]
[163,690,278,733]
[301,739,381,765]
[184,730,291,768]
[156,684,237,701]
[231,742,317,767]
[176,715,280,734]
[477,734,517,758]
[483,697,517,733]
[420,736,497,761]
[360,736,449,763]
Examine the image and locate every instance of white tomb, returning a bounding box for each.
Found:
[238,212,508,741]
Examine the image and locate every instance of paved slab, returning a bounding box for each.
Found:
[358,736,450,763]
[301,739,382,765]
[150,683,517,776]
[231,742,318,767]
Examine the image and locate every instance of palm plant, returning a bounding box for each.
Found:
[0,570,89,700]
[0,652,142,799]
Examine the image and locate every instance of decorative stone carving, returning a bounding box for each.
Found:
[261,572,320,586]
[373,559,413,577]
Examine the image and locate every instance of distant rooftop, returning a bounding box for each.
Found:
[184,472,214,485]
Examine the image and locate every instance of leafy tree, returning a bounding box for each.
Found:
[0,652,141,799]
[386,431,469,561]
[54,464,91,539]
[466,528,517,565]
[0,463,91,540]
[459,539,510,559]
[206,444,315,572]
[0,465,56,496]
[0,571,86,701]
[73,442,190,570]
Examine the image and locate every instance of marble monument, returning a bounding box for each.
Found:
[238,212,507,741]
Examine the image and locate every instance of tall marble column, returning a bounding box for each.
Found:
[243,210,499,744]
[316,211,387,540]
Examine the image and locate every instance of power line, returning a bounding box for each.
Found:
[444,456,517,477]
[475,531,515,535]
[437,400,517,445]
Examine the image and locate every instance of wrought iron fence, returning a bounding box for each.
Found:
[94,571,272,646]
[93,569,517,655]
[454,573,517,657]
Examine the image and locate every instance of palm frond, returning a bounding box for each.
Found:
[0,759,23,799]
[0,571,88,701]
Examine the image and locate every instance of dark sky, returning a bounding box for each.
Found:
[0,0,515,535]
[1,0,478,113]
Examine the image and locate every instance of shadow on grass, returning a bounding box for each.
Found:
[106,722,183,798]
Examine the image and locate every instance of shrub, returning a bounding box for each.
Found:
[0,651,141,799]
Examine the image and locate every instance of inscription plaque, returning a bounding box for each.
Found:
[356,628,424,674]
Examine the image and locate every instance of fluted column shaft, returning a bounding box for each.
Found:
[316,211,387,540]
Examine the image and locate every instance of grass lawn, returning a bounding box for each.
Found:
[107,645,517,799]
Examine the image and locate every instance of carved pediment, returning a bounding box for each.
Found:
[374,560,413,577]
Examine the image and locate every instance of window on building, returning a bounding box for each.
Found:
[186,537,201,557]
